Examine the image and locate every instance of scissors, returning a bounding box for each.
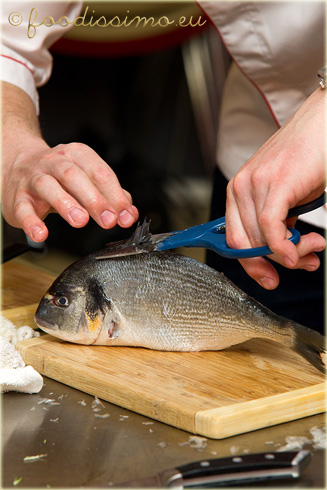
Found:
[96,192,326,260]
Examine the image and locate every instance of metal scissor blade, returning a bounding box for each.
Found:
[95,219,175,260]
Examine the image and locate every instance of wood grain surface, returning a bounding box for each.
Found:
[2,261,326,439]
[1,261,55,310]
[16,332,325,438]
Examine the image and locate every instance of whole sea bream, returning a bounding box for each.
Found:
[35,245,326,374]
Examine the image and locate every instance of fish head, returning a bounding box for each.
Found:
[35,267,109,344]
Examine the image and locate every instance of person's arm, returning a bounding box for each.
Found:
[225,86,326,289]
[1,81,138,242]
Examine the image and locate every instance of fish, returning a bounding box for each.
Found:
[35,249,326,374]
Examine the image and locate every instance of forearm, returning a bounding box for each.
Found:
[1,81,48,180]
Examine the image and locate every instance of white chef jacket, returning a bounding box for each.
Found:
[1,1,326,228]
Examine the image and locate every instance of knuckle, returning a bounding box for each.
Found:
[226,232,243,250]
[231,173,247,198]
[250,169,265,188]
[31,172,48,191]
[60,163,79,182]
[67,142,87,153]
[13,199,24,219]
[40,150,58,165]
[123,189,133,203]
[92,166,115,186]
[258,213,271,229]
[85,192,104,208]
[54,142,88,157]
[112,194,130,210]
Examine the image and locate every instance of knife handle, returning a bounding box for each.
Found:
[171,451,311,487]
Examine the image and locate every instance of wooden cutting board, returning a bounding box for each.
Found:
[2,262,326,439]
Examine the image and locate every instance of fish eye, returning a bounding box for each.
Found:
[54,295,69,307]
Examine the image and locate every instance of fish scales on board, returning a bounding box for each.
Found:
[35,246,326,374]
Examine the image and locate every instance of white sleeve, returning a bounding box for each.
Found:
[0,2,82,113]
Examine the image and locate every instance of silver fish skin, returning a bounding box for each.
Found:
[35,251,326,373]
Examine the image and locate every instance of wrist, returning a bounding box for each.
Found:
[1,131,49,187]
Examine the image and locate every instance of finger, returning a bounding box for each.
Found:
[118,205,139,228]
[267,232,326,270]
[54,144,138,227]
[225,184,280,289]
[239,256,280,290]
[30,173,90,228]
[14,197,49,242]
[122,189,133,203]
[49,161,121,228]
[225,180,263,249]
[258,184,300,267]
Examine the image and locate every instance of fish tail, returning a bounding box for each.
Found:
[290,322,326,374]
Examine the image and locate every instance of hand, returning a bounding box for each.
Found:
[1,136,139,242]
[1,82,138,242]
[225,87,326,289]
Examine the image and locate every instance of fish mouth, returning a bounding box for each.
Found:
[34,317,59,333]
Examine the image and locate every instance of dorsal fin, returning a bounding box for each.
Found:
[95,219,156,259]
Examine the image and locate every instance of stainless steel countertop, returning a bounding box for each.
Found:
[2,377,326,488]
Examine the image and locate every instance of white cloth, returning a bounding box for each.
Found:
[0,1,325,227]
[0,316,43,393]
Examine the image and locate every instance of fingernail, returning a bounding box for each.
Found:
[259,277,276,289]
[69,207,87,224]
[304,263,319,271]
[31,226,44,241]
[119,209,134,226]
[101,210,116,227]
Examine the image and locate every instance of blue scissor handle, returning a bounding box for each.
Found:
[157,192,325,259]
[191,220,301,259]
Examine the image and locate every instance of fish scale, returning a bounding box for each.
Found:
[35,250,326,373]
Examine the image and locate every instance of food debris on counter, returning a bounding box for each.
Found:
[23,454,47,463]
[310,426,327,449]
[91,396,105,411]
[278,436,311,451]
[49,418,59,423]
[77,399,87,406]
[265,426,326,452]
[13,477,23,486]
[179,436,207,450]
[142,421,154,425]
[157,441,168,448]
[38,397,60,406]
[90,395,111,418]
[230,446,239,455]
